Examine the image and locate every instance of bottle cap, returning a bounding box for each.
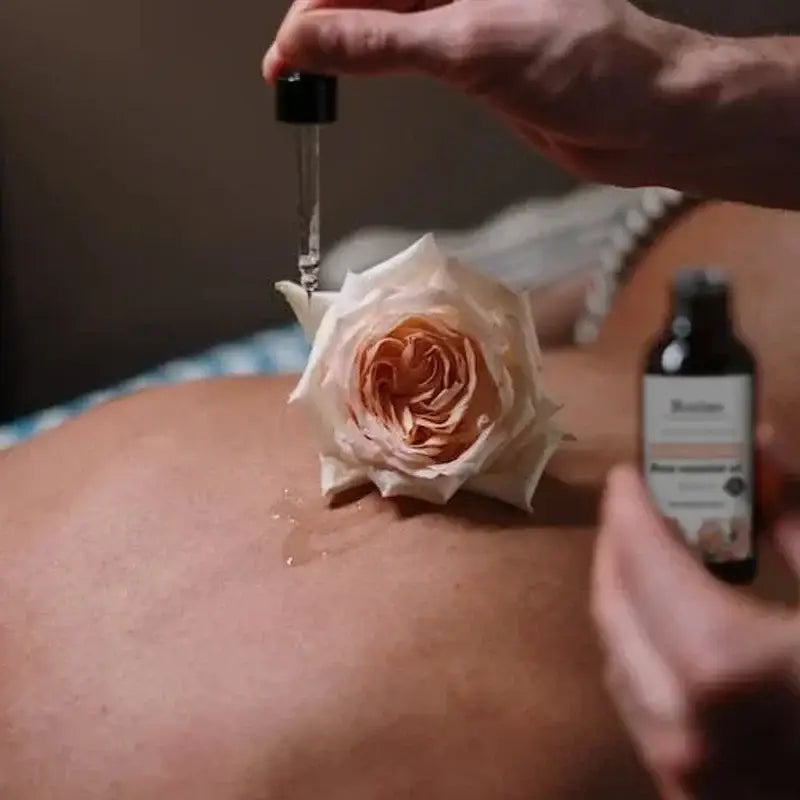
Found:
[671,268,730,331]
[276,72,338,124]
[673,268,729,300]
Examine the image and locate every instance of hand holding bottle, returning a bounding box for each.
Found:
[592,451,800,800]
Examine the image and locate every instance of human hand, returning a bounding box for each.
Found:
[262,0,695,186]
[592,445,800,800]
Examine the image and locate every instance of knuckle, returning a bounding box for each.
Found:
[312,19,347,59]
[279,18,326,69]
[454,13,484,58]
[318,14,391,66]
[357,22,391,62]
[439,15,484,84]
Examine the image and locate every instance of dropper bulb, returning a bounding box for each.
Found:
[275,72,338,125]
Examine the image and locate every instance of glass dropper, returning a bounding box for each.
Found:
[275,72,338,299]
[296,124,321,295]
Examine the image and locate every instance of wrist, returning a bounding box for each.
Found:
[625,12,709,145]
[594,8,705,151]
[654,29,769,144]
[637,18,800,206]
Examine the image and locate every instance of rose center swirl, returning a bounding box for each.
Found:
[354,316,499,463]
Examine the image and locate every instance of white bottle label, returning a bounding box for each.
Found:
[642,375,754,562]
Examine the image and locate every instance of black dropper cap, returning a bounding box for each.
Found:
[276,72,338,124]
[671,268,731,333]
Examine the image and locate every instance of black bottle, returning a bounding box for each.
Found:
[641,269,758,585]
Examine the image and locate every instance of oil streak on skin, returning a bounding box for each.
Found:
[271,489,376,567]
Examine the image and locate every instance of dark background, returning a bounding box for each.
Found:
[2,0,799,418]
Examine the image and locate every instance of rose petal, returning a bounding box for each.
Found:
[436,255,544,398]
[339,234,447,304]
[275,281,338,341]
[368,467,463,505]
[466,425,565,512]
[320,455,369,497]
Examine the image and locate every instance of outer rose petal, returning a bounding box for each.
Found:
[368,468,464,505]
[467,426,565,512]
[275,281,337,341]
[466,396,563,511]
[320,455,368,497]
[339,234,448,304]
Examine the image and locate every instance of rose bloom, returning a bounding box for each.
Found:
[277,235,567,511]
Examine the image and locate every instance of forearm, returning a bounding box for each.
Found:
[655,27,800,209]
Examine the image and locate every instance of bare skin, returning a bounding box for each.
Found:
[0,202,799,799]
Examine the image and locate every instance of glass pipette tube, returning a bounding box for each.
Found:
[296,124,321,297]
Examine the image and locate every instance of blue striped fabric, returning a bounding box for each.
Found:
[0,325,310,450]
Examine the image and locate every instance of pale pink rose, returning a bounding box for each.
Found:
[276,234,567,511]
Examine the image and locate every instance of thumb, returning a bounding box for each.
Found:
[266,7,456,78]
[601,466,747,676]
[755,423,800,574]
[755,422,800,510]
[774,517,800,579]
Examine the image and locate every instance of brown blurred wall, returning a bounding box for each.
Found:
[1,0,799,417]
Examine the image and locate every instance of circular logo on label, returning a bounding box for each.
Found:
[723,476,747,498]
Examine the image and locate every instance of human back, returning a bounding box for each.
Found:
[1,201,798,799]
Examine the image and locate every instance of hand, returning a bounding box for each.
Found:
[262,0,695,186]
[592,442,800,800]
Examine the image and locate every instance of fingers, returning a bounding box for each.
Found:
[264,0,439,80]
[593,479,705,784]
[595,465,796,678]
[774,516,800,577]
[608,661,703,795]
[756,424,800,572]
[595,464,800,797]
[593,515,688,722]
[755,422,799,477]
[264,4,459,82]
[265,0,349,80]
[598,467,734,677]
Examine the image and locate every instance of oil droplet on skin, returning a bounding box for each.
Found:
[279,510,381,568]
[270,489,381,568]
